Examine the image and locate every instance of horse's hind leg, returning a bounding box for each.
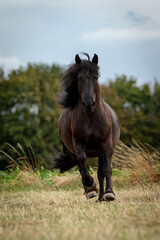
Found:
[73,142,98,199]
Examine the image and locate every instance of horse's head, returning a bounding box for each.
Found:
[75,54,99,113]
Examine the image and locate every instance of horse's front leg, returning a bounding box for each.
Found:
[73,141,98,199]
[102,142,115,201]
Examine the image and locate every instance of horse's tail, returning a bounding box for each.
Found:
[50,143,76,173]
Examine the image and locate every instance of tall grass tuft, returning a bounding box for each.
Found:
[0,143,41,171]
[113,140,160,184]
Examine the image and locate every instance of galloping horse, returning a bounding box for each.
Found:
[52,53,120,201]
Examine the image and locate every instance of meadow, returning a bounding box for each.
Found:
[0,149,160,240]
[0,141,160,240]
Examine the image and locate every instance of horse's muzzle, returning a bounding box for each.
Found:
[82,101,96,113]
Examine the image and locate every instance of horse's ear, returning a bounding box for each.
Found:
[75,54,81,65]
[92,54,98,65]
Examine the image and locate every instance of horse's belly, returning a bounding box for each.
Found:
[86,149,102,158]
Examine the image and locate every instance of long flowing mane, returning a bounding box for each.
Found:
[58,54,100,109]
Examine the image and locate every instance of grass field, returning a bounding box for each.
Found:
[0,169,160,240]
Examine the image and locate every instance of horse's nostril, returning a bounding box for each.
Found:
[82,101,95,109]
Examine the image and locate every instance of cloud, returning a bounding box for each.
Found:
[0,55,22,73]
[125,11,154,27]
[81,28,160,42]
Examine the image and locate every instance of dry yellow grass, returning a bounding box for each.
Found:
[0,179,160,240]
[113,140,160,184]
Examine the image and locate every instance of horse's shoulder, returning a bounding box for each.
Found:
[58,109,71,125]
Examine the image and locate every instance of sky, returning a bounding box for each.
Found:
[0,0,160,85]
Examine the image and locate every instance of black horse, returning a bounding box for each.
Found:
[52,53,120,201]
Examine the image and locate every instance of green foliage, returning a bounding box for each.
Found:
[101,75,160,149]
[0,167,53,185]
[0,167,21,184]
[0,64,64,169]
[112,168,125,177]
[39,166,53,180]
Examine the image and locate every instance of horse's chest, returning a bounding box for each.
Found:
[72,111,111,149]
[81,122,108,144]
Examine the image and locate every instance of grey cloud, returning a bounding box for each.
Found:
[125,11,154,27]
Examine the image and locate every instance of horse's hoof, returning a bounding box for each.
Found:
[84,180,98,199]
[103,192,115,201]
[85,191,98,199]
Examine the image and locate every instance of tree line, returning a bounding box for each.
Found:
[0,64,159,169]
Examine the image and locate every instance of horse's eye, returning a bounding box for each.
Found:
[95,76,98,81]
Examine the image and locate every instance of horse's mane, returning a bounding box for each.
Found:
[58,56,100,109]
